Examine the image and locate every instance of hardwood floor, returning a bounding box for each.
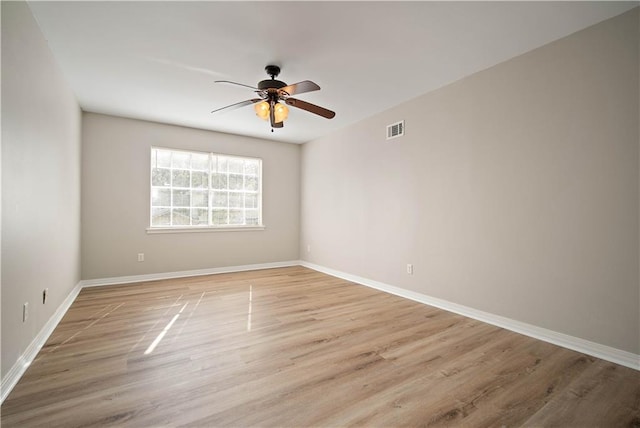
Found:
[2,266,639,427]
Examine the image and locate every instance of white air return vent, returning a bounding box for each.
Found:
[386,120,404,140]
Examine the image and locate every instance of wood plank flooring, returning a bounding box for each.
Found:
[2,266,639,427]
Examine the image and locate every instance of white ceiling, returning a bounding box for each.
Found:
[27,1,637,144]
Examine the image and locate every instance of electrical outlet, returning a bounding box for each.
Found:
[43,288,49,304]
[407,264,414,275]
[307,245,311,253]
[138,253,144,262]
[23,302,29,322]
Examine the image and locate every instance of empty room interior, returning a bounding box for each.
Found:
[1,1,639,426]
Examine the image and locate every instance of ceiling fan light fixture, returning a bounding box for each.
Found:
[254,101,289,123]
[274,103,289,123]
[254,101,270,120]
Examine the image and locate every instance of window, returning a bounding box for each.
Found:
[150,147,262,230]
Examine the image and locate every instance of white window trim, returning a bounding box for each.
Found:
[149,147,264,231]
[146,225,265,234]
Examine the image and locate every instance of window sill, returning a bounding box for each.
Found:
[146,225,266,234]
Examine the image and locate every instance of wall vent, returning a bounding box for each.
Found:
[386,120,404,140]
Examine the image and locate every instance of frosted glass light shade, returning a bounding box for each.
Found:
[274,103,289,123]
[254,101,269,120]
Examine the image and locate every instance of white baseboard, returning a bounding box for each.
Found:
[80,260,301,287]
[300,261,640,371]
[1,281,83,403]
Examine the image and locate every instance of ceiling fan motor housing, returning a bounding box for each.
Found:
[258,79,287,90]
[259,64,286,91]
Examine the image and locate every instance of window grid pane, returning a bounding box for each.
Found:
[150,148,262,227]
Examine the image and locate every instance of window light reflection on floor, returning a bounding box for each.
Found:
[144,302,188,355]
[247,285,253,332]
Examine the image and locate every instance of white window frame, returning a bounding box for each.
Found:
[147,147,264,233]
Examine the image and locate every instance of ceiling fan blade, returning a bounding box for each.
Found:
[211,98,262,114]
[214,80,259,91]
[279,80,320,96]
[285,98,336,119]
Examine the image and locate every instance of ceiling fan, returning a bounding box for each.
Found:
[211,65,336,131]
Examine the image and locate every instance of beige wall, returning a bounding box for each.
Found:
[301,8,639,354]
[81,113,300,279]
[1,2,82,377]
